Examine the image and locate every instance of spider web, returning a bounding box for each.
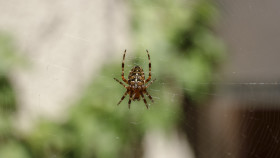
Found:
[113,53,280,158]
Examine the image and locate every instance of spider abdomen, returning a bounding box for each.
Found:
[128,66,145,87]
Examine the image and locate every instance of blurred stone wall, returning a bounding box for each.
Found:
[216,0,280,81]
[197,0,280,158]
[0,0,130,129]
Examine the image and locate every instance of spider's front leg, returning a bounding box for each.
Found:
[145,50,152,83]
[114,78,127,88]
[121,49,129,84]
[146,78,156,88]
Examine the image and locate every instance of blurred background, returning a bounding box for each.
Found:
[0,0,280,158]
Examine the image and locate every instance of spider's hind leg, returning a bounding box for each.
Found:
[144,91,154,103]
[140,93,149,109]
[117,91,128,105]
[128,92,133,109]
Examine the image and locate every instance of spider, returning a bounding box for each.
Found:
[114,49,156,109]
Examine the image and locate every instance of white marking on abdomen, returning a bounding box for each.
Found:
[136,73,138,82]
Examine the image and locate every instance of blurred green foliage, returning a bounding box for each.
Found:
[24,64,180,158]
[0,33,25,76]
[0,33,30,158]
[0,0,225,158]
[131,0,225,101]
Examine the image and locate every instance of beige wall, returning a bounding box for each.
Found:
[0,0,130,129]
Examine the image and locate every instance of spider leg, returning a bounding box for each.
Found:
[132,93,136,100]
[140,92,149,109]
[144,91,154,103]
[114,78,127,88]
[121,49,129,84]
[145,50,152,83]
[128,92,133,109]
[117,91,128,105]
[146,78,156,88]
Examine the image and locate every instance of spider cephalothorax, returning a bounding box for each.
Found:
[114,50,156,109]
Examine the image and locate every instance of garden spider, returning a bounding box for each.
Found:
[114,50,156,109]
